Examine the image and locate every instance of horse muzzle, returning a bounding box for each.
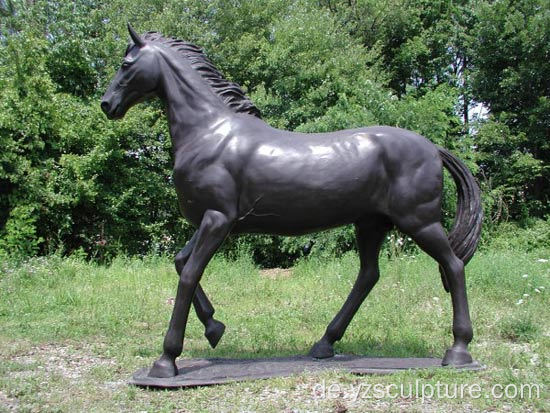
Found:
[100,99,124,120]
[100,89,128,120]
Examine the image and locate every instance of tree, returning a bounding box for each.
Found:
[2,0,519,263]
[470,0,550,218]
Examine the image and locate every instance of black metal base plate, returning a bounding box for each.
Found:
[130,355,484,388]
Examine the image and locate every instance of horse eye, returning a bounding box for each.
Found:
[122,61,133,68]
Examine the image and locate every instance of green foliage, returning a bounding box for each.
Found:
[0,0,549,265]
[0,205,43,258]
[470,0,550,217]
[475,119,543,221]
[319,0,476,98]
[481,217,550,252]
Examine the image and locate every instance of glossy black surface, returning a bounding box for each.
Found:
[102,26,482,378]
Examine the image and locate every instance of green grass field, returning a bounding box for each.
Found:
[1,248,548,412]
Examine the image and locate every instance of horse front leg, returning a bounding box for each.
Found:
[149,210,233,378]
[175,231,226,348]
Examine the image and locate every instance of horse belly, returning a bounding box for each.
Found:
[235,201,370,235]
[234,157,388,235]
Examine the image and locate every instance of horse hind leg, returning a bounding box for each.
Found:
[175,232,225,348]
[310,217,390,358]
[396,219,474,366]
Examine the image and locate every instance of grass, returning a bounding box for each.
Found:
[0,248,548,412]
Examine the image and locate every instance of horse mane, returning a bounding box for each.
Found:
[141,32,261,118]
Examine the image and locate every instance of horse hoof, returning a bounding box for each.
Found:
[148,356,178,378]
[205,319,226,349]
[442,347,473,366]
[309,339,334,359]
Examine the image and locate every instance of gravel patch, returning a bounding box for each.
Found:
[8,342,116,383]
[0,390,18,411]
[260,268,293,279]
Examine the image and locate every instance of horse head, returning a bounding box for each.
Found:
[101,24,161,120]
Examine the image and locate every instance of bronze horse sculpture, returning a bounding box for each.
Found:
[101,25,482,378]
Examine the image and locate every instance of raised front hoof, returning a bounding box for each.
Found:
[309,339,335,359]
[148,356,178,378]
[205,319,226,349]
[442,347,473,367]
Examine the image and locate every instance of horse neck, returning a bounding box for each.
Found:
[157,52,231,152]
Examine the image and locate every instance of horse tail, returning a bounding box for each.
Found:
[438,146,483,292]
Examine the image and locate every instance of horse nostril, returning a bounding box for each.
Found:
[100,100,110,113]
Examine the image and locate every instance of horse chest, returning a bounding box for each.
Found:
[172,175,209,227]
[172,159,231,227]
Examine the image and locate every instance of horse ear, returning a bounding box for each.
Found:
[128,23,145,48]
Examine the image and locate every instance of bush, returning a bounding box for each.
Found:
[481,217,550,252]
[0,205,43,259]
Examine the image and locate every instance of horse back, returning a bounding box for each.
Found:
[229,123,442,234]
